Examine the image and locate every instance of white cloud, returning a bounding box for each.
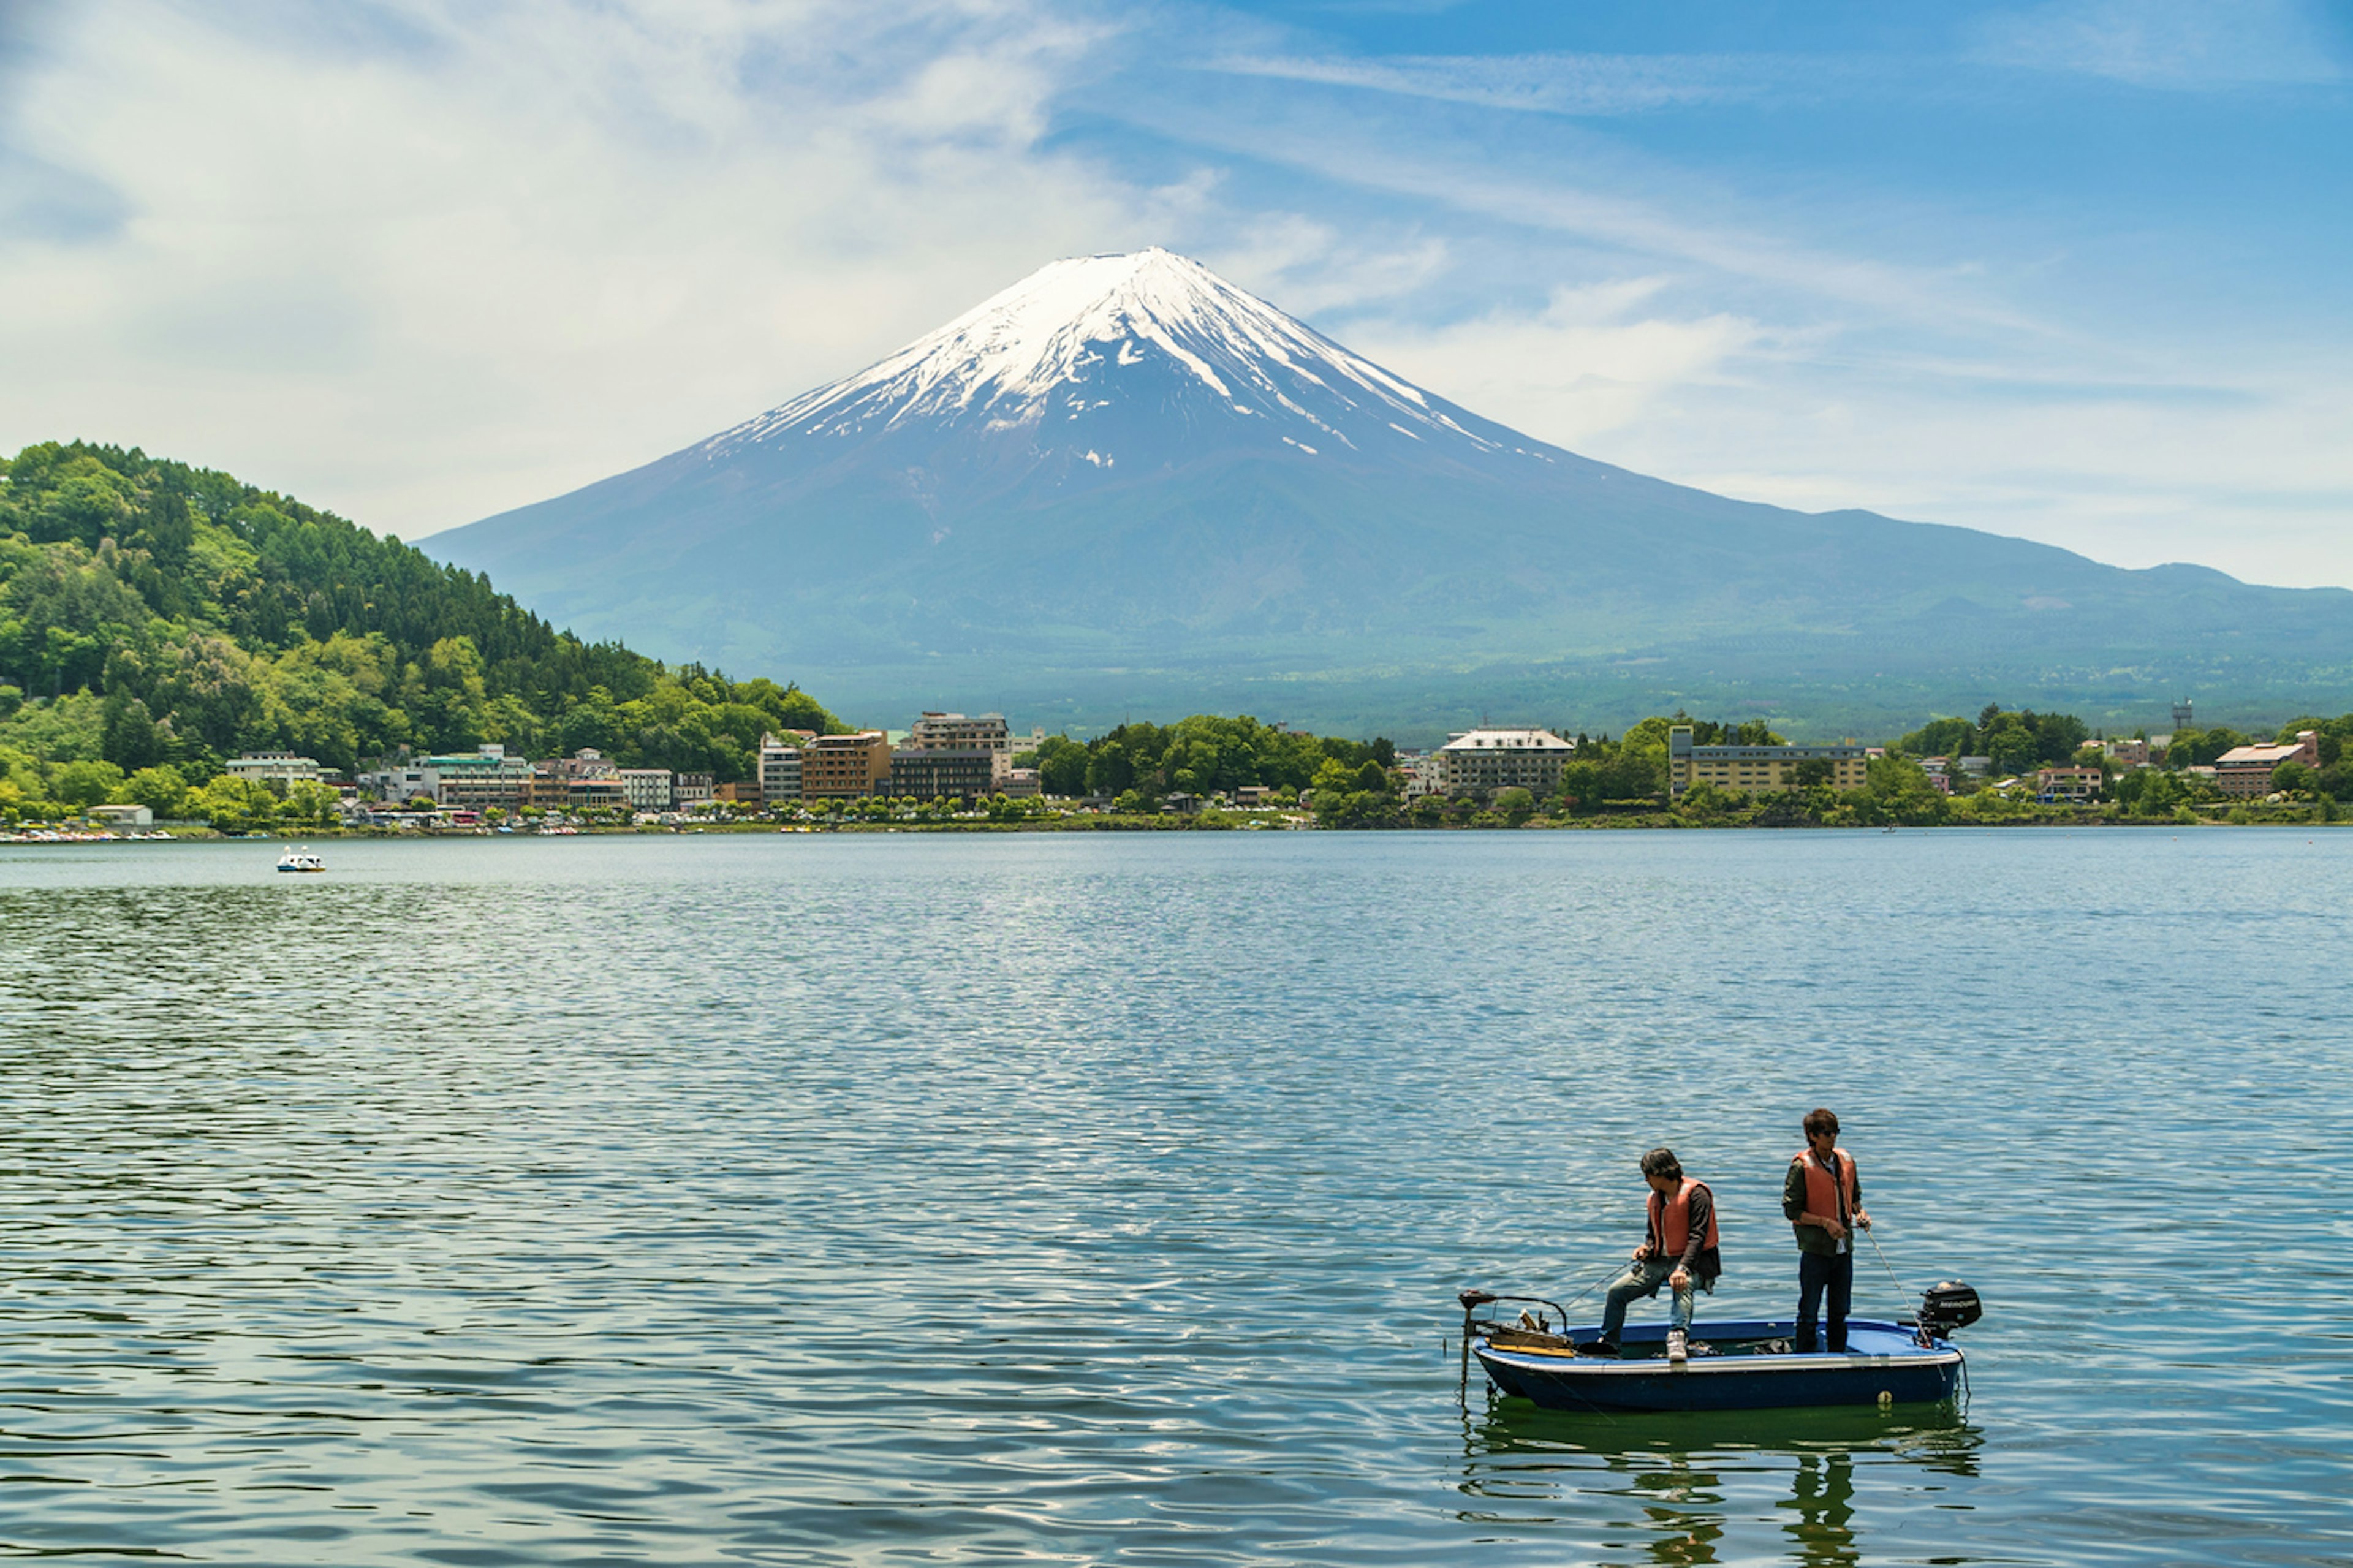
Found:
[1341,279,1774,447]
[1970,0,2345,88]
[0,0,1145,537]
[1201,214,1449,315]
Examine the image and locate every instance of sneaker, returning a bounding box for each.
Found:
[1580,1338,1619,1358]
[1667,1330,1688,1365]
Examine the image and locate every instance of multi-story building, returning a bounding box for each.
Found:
[2215,730,2319,796]
[618,768,673,812]
[529,748,624,812]
[802,732,892,798]
[428,745,537,812]
[360,761,441,804]
[1667,727,1869,796]
[907,712,1014,754]
[674,773,715,807]
[1433,729,1577,797]
[226,751,324,788]
[2035,766,2105,802]
[2103,738,2151,767]
[758,733,805,804]
[890,748,999,803]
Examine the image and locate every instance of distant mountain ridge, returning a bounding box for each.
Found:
[428,249,2353,736]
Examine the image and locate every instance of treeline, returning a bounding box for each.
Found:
[1027,715,1395,803]
[1896,705,2088,773]
[0,441,839,820]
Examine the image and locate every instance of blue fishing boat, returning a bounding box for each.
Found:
[1460,1284,1980,1414]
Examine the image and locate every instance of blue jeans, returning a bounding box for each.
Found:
[1796,1249,1854,1352]
[1599,1257,1702,1341]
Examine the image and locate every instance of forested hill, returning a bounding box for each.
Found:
[0,441,840,796]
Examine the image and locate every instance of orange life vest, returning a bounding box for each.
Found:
[1793,1147,1857,1225]
[1648,1178,1719,1257]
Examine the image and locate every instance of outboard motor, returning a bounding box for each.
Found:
[1915,1281,1983,1344]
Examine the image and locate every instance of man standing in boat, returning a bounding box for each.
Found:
[1784,1108,1870,1353]
[1591,1147,1719,1364]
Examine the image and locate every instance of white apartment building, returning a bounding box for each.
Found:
[226,751,325,787]
[618,768,673,811]
[758,734,804,802]
[360,762,441,803]
[1434,728,1577,797]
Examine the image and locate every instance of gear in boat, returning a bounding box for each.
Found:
[1458,1284,1982,1412]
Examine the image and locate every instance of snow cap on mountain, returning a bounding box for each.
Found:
[706,248,1522,469]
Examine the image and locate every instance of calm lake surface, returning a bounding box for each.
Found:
[2,830,2349,1566]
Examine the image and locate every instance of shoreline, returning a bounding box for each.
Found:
[9,810,2347,845]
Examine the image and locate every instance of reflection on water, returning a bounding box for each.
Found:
[1461,1399,1985,1566]
[4,832,2351,1565]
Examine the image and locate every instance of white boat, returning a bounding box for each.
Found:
[276,846,327,873]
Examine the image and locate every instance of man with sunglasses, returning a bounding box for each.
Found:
[1784,1107,1871,1353]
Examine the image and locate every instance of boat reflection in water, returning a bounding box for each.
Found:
[1457,1401,1983,1567]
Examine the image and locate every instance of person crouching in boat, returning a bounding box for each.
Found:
[1590,1147,1721,1363]
[1784,1107,1870,1353]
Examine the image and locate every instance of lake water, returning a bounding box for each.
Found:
[2,830,2348,1566]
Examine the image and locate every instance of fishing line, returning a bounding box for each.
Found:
[1864,1225,1911,1308]
[1554,1254,1633,1317]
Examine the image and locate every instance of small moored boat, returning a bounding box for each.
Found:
[275,846,327,873]
[1461,1282,1980,1413]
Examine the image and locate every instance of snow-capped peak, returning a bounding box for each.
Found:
[706,248,1514,467]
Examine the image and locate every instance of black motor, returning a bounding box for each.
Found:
[1915,1280,1983,1343]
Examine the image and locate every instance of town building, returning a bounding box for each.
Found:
[618,768,673,812]
[1434,729,1577,797]
[225,751,324,787]
[1668,727,1869,796]
[674,773,715,807]
[907,711,1016,754]
[2035,766,2105,802]
[2214,731,2320,797]
[802,732,892,798]
[89,803,154,830]
[890,747,999,802]
[425,745,536,812]
[714,781,760,805]
[1001,767,1040,799]
[360,761,442,804]
[531,749,624,812]
[758,733,805,804]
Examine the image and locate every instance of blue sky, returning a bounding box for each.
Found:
[1,0,2347,586]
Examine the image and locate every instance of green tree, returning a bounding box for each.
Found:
[53,759,126,808]
[1034,735,1088,797]
[116,764,192,818]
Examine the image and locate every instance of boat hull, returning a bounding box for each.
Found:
[1474,1318,1961,1413]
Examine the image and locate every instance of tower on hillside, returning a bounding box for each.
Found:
[2172,697,2194,732]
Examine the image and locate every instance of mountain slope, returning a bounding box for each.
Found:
[429,249,2353,734]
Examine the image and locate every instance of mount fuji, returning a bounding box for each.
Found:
[430,249,2352,733]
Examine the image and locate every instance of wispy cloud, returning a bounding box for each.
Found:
[1211,50,1786,116]
[1969,0,2345,88]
